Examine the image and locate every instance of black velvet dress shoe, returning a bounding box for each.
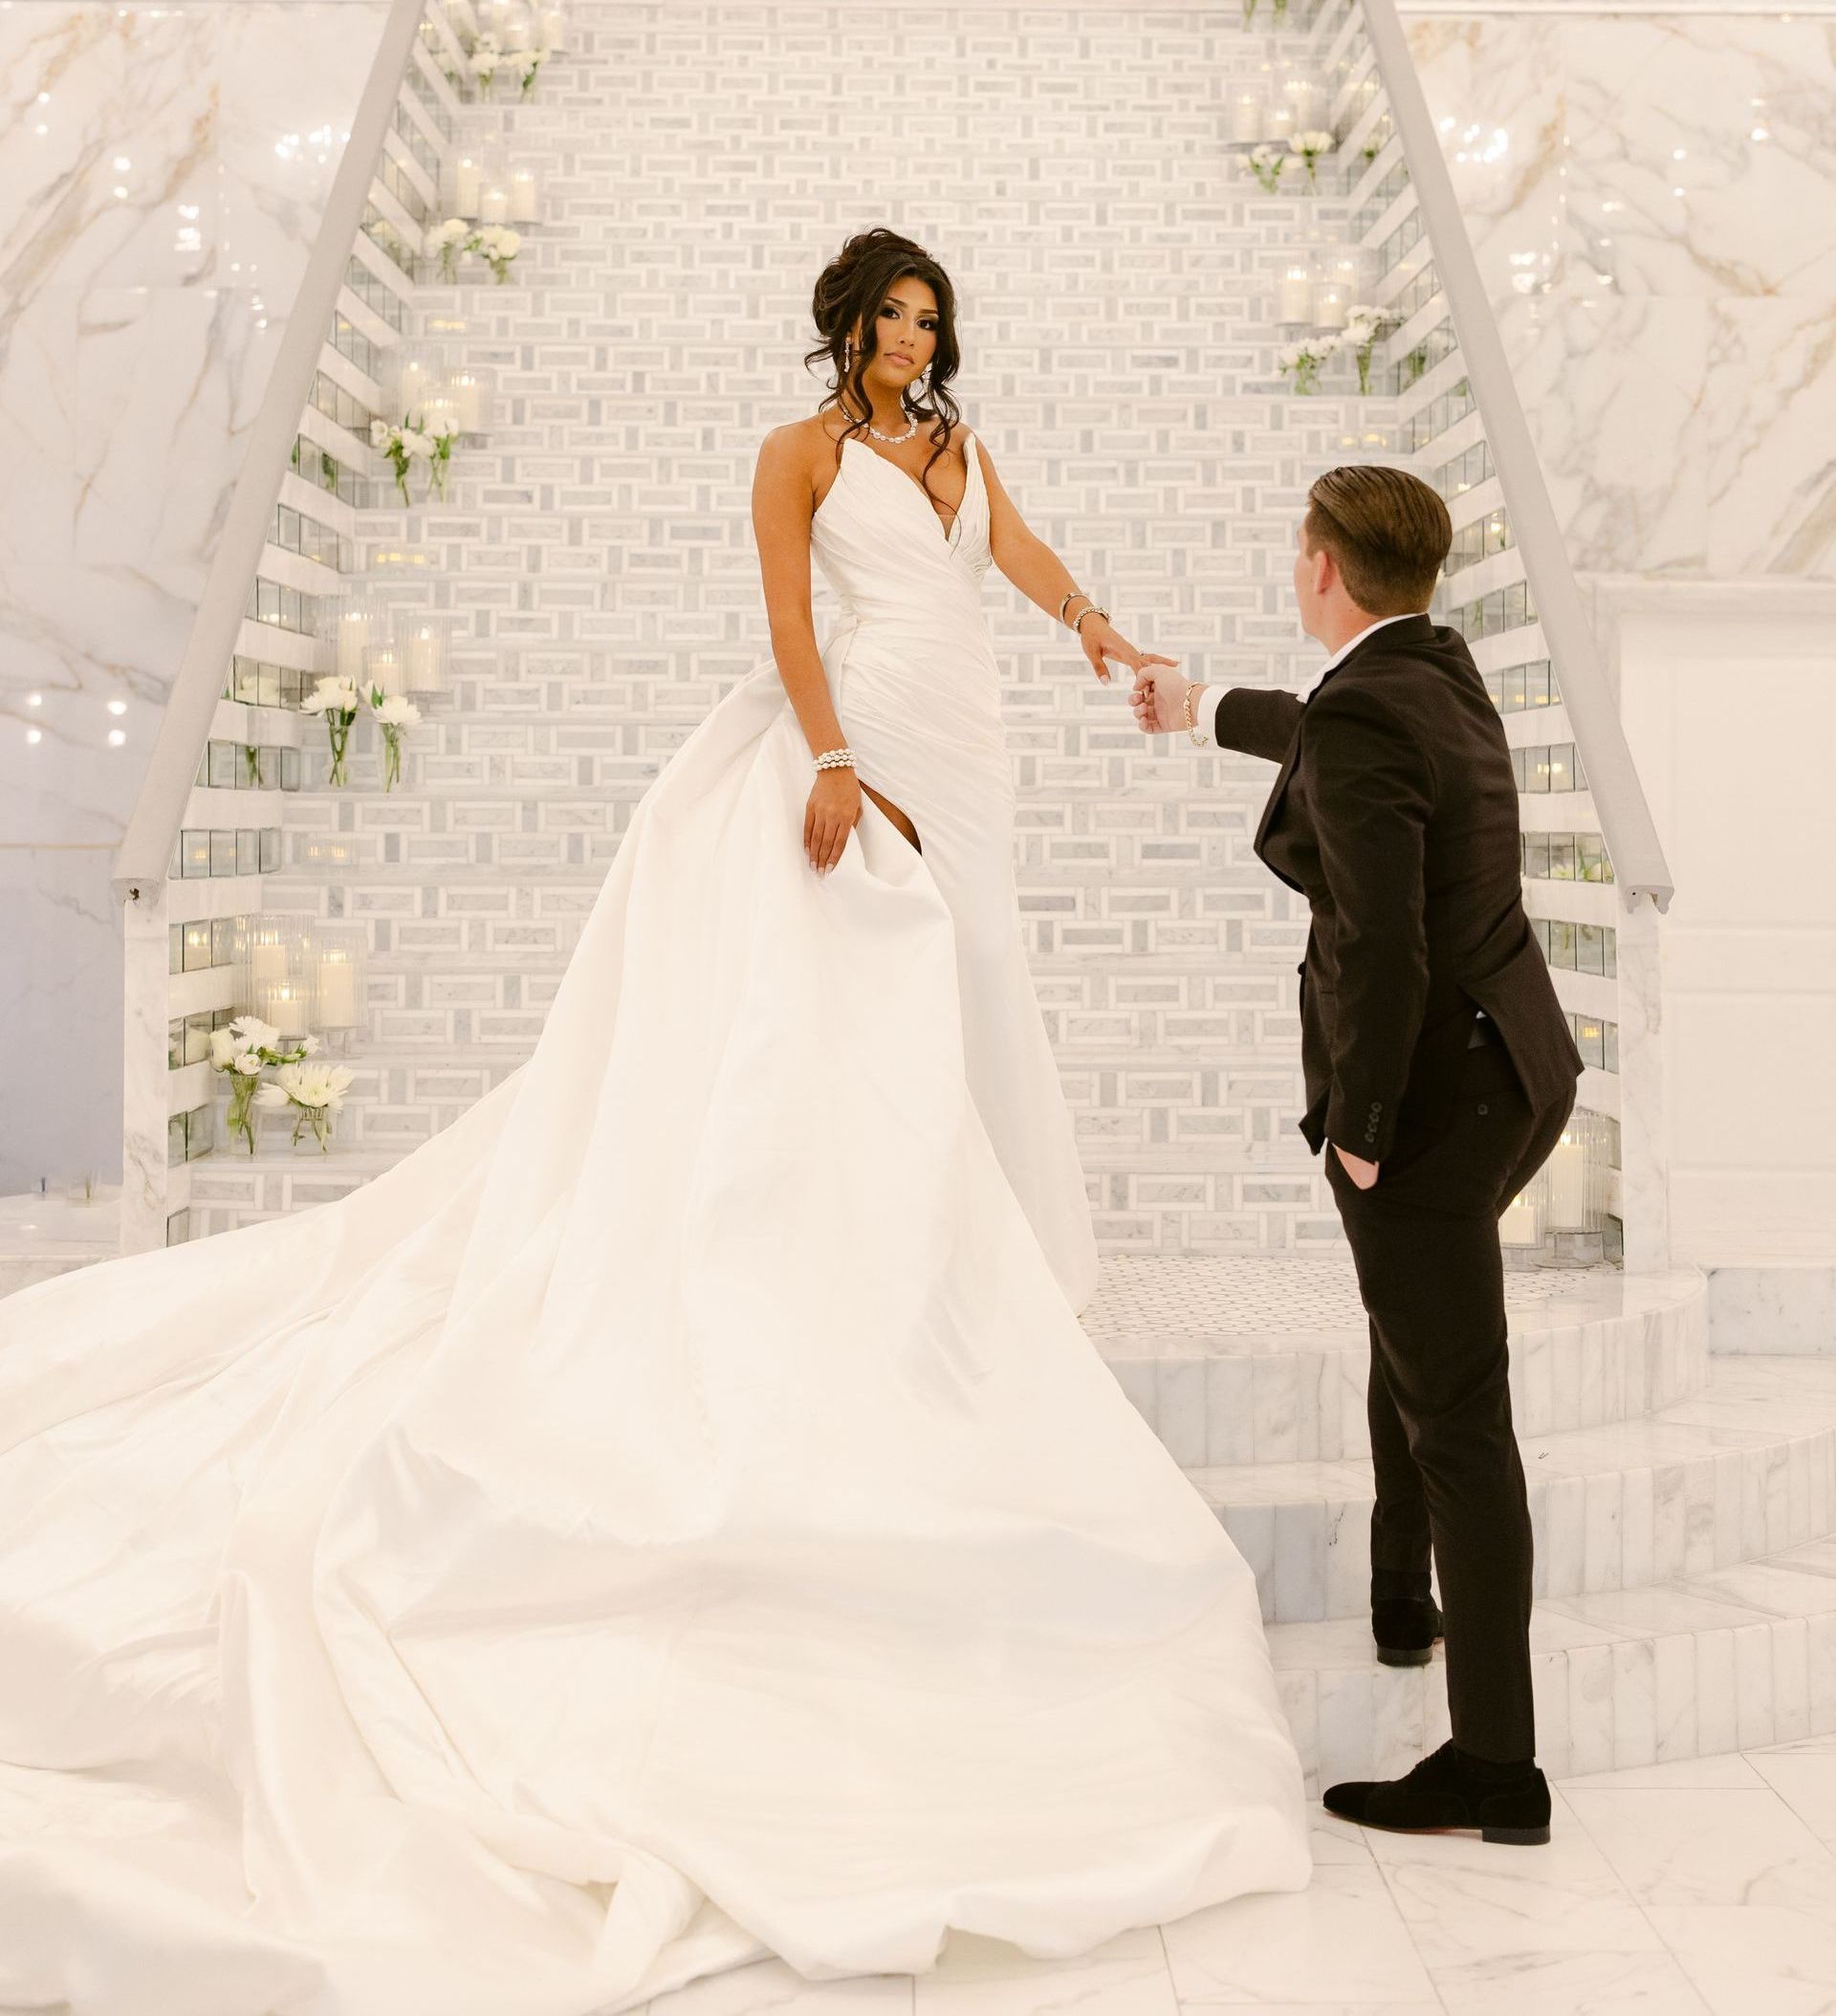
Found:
[1372,1592,1443,1667]
[1323,1740,1551,1845]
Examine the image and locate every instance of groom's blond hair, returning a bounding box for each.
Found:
[1304,465,1452,618]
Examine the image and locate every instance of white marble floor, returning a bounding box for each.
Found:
[640,1736,1836,2016]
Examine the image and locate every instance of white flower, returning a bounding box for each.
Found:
[270,1062,356,1111]
[229,1014,279,1051]
[232,1050,264,1076]
[369,417,390,449]
[475,226,522,258]
[509,44,542,65]
[402,428,434,458]
[302,675,362,714]
[373,694,422,728]
[208,1028,236,1067]
[297,1034,321,1057]
[1274,340,1311,370]
[427,217,470,248]
[1292,128,1336,155]
[252,1083,289,1111]
[427,412,458,440]
[1249,143,1283,169]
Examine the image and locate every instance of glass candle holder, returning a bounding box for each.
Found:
[508,162,542,224]
[447,151,484,218]
[1277,260,1315,324]
[401,611,450,693]
[324,595,376,686]
[365,641,404,700]
[1230,86,1266,144]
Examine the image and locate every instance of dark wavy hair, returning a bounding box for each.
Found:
[802,228,963,518]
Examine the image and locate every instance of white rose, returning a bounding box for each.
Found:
[232,1050,264,1076]
[208,1028,235,1067]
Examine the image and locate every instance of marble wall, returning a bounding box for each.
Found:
[1407,9,1836,580]
[0,0,386,1196]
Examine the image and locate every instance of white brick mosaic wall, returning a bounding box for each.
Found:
[202,5,1406,1251]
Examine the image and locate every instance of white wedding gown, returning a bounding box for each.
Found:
[0,430,1310,2015]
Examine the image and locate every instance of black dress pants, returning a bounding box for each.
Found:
[1323,1038,1575,1763]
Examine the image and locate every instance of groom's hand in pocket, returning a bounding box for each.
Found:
[1331,1142,1381,1190]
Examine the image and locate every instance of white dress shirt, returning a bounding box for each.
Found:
[1193,610,1422,745]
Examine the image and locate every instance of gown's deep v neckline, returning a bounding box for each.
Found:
[824,433,973,550]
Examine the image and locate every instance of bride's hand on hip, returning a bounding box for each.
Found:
[805,768,863,876]
[1080,619,1179,689]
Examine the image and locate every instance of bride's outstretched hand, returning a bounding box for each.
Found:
[1079,619,1178,688]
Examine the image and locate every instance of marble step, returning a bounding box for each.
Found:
[1198,1357,1836,1625]
[1276,1534,1836,1790]
[1089,1257,1708,1460]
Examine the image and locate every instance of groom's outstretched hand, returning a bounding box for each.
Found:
[1130,668,1200,735]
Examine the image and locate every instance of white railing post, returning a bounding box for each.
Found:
[1357,0,1674,917]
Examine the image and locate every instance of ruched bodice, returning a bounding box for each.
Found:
[811,432,994,633]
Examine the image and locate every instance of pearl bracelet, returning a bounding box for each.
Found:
[814,747,856,772]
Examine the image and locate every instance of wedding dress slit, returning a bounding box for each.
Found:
[0,427,1310,2016]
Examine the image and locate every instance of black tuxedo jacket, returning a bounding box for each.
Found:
[1213,613,1583,1164]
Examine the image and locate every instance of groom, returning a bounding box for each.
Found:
[1130,464,1582,1844]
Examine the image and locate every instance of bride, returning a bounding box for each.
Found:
[0,228,1310,2015]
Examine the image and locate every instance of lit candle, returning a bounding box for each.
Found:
[1314,281,1348,330]
[449,372,482,430]
[1283,74,1320,132]
[538,5,566,51]
[251,932,286,989]
[509,166,539,222]
[317,952,357,1029]
[407,623,445,690]
[1266,99,1296,144]
[266,983,309,1038]
[452,154,481,215]
[1546,1129,1586,1227]
[1499,1194,1539,1245]
[480,183,509,226]
[1278,264,1314,323]
[367,643,402,698]
[336,607,371,681]
[1230,88,1264,143]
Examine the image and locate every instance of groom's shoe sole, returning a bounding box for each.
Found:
[1346,1814,1552,1847]
[1375,1643,1436,1667]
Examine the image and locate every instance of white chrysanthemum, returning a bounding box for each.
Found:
[428,218,470,248]
[302,675,362,714]
[1249,143,1283,169]
[428,413,458,438]
[370,417,390,449]
[373,695,422,728]
[1292,129,1336,154]
[402,429,434,458]
[269,1062,356,1111]
[229,1014,279,1051]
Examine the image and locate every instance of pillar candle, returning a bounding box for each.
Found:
[265,983,309,1038]
[367,645,402,699]
[538,5,566,51]
[1278,266,1314,323]
[480,184,509,226]
[1314,282,1348,330]
[336,609,370,682]
[509,167,539,223]
[1499,1194,1539,1244]
[452,155,482,215]
[450,373,482,431]
[407,624,445,690]
[317,953,357,1029]
[1230,89,1264,143]
[1545,1130,1586,1227]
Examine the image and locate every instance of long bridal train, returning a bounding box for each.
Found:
[0,432,1309,2015]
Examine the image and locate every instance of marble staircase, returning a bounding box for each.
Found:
[1085,1260,1836,1785]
